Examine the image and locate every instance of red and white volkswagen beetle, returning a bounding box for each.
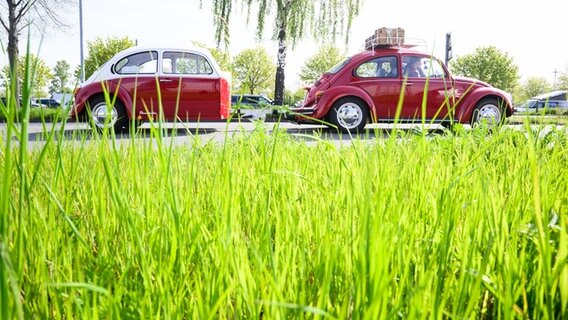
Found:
[70,46,231,132]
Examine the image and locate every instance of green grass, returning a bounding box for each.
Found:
[0,118,567,318]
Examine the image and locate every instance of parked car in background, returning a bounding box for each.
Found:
[289,45,514,132]
[52,93,74,108]
[70,46,231,132]
[514,90,568,114]
[1,97,41,108]
[231,94,274,120]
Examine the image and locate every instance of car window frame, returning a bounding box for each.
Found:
[328,57,352,74]
[162,51,214,76]
[113,51,159,75]
[354,56,399,79]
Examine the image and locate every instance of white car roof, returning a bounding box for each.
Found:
[83,45,224,84]
[532,90,567,100]
[115,45,213,55]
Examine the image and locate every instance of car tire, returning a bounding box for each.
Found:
[328,97,369,133]
[88,96,130,133]
[471,98,504,130]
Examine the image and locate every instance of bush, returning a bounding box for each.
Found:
[0,105,69,122]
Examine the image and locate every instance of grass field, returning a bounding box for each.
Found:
[1,115,567,318]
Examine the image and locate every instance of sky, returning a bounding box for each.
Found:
[2,0,568,92]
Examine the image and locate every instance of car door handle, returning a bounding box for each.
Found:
[159,79,173,83]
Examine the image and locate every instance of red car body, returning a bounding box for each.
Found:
[70,47,231,131]
[292,46,514,132]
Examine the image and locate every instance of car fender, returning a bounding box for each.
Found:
[455,87,513,123]
[73,80,134,119]
[313,85,376,119]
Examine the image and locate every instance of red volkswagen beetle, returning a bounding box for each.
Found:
[70,46,231,132]
[292,46,514,132]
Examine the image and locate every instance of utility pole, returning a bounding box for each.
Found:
[553,69,559,90]
[79,0,85,82]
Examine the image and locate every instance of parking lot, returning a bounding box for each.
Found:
[0,120,447,147]
[0,120,565,150]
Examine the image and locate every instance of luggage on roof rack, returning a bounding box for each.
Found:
[365,27,405,49]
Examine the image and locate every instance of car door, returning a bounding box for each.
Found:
[160,51,220,121]
[401,55,452,120]
[352,56,401,120]
[112,51,160,119]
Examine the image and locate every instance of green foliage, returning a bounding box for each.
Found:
[209,48,231,72]
[211,0,361,48]
[191,41,232,72]
[49,60,71,94]
[83,37,135,79]
[284,87,306,106]
[299,45,345,85]
[557,69,568,90]
[516,77,552,102]
[2,54,52,97]
[232,47,275,94]
[450,46,519,92]
[0,106,69,122]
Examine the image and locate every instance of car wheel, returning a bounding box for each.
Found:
[471,98,504,130]
[329,97,369,133]
[88,96,129,133]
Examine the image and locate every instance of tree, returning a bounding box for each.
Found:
[284,87,306,106]
[299,45,345,85]
[450,46,519,92]
[83,36,135,79]
[210,48,231,73]
[49,60,71,93]
[232,47,274,94]
[209,0,362,105]
[521,77,551,100]
[191,41,232,72]
[557,69,568,90]
[3,53,53,97]
[0,0,71,103]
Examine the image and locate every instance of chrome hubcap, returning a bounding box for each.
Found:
[476,104,501,127]
[336,103,363,129]
[91,102,118,129]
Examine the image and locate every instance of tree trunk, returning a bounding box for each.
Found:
[7,3,20,108]
[274,27,287,106]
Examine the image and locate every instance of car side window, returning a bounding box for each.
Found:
[114,51,158,74]
[163,51,214,75]
[355,56,398,78]
[423,58,446,78]
[402,56,446,78]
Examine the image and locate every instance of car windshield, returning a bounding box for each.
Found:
[327,57,351,74]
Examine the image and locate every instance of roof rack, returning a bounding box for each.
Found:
[363,38,427,52]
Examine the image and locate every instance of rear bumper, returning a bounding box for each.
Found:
[281,107,317,121]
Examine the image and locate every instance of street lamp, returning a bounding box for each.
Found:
[79,0,84,82]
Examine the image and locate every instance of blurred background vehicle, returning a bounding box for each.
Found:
[515,90,568,114]
[231,94,274,120]
[35,98,60,108]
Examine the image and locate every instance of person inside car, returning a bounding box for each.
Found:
[405,58,425,78]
